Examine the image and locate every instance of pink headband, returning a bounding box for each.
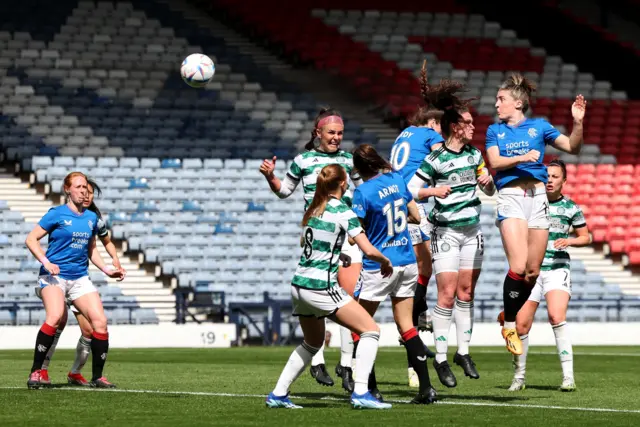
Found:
[317,115,344,129]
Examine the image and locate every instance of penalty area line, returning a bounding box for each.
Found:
[1,387,639,414]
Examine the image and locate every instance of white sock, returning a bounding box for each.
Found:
[311,342,325,366]
[70,336,92,374]
[42,329,63,370]
[552,322,573,379]
[504,321,516,330]
[273,342,320,396]
[514,334,529,379]
[339,326,353,368]
[454,299,474,356]
[432,305,453,363]
[353,331,380,395]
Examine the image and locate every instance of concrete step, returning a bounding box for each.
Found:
[138,301,175,309]
[120,288,172,297]
[116,282,167,290]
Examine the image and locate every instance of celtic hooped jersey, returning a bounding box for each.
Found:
[287,149,362,209]
[542,196,586,271]
[291,198,363,290]
[412,144,486,228]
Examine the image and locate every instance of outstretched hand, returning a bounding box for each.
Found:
[571,94,587,123]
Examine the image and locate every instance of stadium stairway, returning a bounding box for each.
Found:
[0,168,175,322]
[165,0,400,146]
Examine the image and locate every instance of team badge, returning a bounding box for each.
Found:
[528,128,538,138]
[441,242,451,252]
[557,207,565,215]
[88,220,93,229]
[467,156,474,164]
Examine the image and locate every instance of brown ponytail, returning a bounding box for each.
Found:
[499,73,537,113]
[353,144,392,179]
[418,60,474,138]
[305,107,343,150]
[302,164,346,226]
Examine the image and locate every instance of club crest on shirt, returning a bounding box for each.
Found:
[88,220,93,229]
[528,128,538,138]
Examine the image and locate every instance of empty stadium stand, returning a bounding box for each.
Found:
[1,0,640,332]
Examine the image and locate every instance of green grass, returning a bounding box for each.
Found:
[1,346,639,426]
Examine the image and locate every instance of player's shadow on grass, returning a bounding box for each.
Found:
[296,392,350,403]
[506,385,557,391]
[386,389,529,403]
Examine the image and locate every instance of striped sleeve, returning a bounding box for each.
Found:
[287,156,302,181]
[571,204,587,228]
[340,209,363,238]
[416,158,436,183]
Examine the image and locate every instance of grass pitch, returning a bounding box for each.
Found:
[1,346,639,426]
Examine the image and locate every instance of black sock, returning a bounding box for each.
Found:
[368,365,377,391]
[90,331,109,381]
[403,328,432,393]
[31,323,57,372]
[352,335,359,359]
[503,270,529,322]
[412,284,427,327]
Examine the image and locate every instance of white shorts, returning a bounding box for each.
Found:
[409,203,432,245]
[291,285,353,318]
[36,275,97,310]
[495,187,549,229]
[430,224,484,274]
[341,237,363,264]
[357,263,418,302]
[528,268,572,302]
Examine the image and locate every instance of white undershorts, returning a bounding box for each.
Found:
[35,275,97,313]
[341,236,363,264]
[357,263,418,302]
[408,203,432,245]
[430,224,484,274]
[291,285,353,318]
[495,186,549,229]
[528,268,572,302]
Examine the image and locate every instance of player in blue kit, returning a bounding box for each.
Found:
[25,172,124,389]
[351,144,437,405]
[486,74,586,355]
[37,178,126,387]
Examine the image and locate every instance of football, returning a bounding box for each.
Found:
[180,53,215,88]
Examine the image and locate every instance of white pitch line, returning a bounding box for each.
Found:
[377,349,640,357]
[1,387,639,414]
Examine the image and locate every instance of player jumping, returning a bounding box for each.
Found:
[486,74,586,355]
[500,160,590,392]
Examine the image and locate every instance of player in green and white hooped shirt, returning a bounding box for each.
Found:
[501,160,591,393]
[266,164,393,410]
[408,109,496,388]
[260,108,363,390]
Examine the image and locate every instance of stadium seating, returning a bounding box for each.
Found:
[1,0,640,328]
[208,0,640,264]
[0,0,381,169]
[28,156,638,323]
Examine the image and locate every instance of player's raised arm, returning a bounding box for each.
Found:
[260,155,301,199]
[549,95,586,155]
